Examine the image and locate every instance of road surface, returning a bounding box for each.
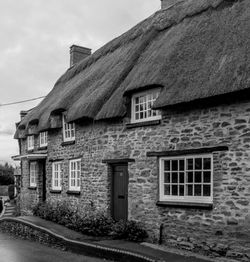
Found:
[0,232,112,262]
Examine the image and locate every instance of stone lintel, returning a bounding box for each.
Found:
[102,158,135,164]
[147,146,229,157]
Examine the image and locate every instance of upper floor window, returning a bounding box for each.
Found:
[52,161,63,190]
[27,135,34,151]
[30,162,38,187]
[39,131,48,148]
[62,114,75,142]
[131,90,161,123]
[69,159,81,191]
[159,154,213,204]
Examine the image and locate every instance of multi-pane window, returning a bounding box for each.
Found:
[27,135,34,150]
[131,90,161,123]
[40,131,48,147]
[69,159,81,191]
[62,114,75,142]
[159,155,213,203]
[30,162,38,187]
[52,162,63,190]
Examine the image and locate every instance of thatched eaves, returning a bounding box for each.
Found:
[15,0,250,138]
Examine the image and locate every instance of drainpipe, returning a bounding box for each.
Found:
[159,223,164,245]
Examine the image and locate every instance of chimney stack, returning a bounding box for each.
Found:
[20,110,28,120]
[70,45,92,67]
[161,0,183,9]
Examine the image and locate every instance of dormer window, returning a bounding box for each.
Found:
[39,131,48,148]
[131,89,161,123]
[62,114,75,142]
[27,135,34,151]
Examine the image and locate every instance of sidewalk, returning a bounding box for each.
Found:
[0,215,213,262]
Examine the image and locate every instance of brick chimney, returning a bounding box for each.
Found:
[20,110,28,120]
[70,45,91,67]
[161,0,183,9]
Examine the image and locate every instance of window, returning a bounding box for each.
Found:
[69,159,81,191]
[52,162,63,190]
[62,114,75,142]
[131,90,161,123]
[159,154,213,204]
[40,131,48,147]
[27,135,34,150]
[30,162,38,187]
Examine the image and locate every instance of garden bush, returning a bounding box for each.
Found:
[111,220,148,242]
[32,199,148,241]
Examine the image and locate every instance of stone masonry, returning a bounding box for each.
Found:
[19,99,250,260]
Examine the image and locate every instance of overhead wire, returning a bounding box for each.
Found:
[0,96,46,107]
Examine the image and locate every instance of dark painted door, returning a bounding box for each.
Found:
[112,165,128,221]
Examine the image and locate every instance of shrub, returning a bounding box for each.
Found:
[80,210,114,236]
[32,200,148,241]
[112,220,148,242]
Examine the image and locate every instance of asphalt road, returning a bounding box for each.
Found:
[0,232,112,262]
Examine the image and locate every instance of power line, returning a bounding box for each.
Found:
[0,96,46,107]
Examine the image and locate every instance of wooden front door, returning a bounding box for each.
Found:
[112,164,128,221]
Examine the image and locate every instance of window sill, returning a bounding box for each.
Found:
[28,186,37,190]
[27,149,34,153]
[61,140,75,146]
[156,201,213,209]
[50,189,62,194]
[126,119,161,129]
[66,190,80,195]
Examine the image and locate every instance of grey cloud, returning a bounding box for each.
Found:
[0,0,159,163]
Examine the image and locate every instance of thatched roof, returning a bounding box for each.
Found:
[15,0,250,138]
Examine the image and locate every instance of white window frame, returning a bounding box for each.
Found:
[69,159,81,191]
[159,154,213,204]
[62,114,75,142]
[39,131,48,147]
[27,135,34,151]
[52,161,63,190]
[131,89,161,123]
[30,162,38,187]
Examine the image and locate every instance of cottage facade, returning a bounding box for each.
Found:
[14,0,250,260]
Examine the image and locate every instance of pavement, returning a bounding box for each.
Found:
[0,215,213,262]
[0,232,112,262]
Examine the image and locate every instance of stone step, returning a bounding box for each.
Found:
[5,208,15,210]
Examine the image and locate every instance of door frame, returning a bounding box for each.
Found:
[111,163,129,221]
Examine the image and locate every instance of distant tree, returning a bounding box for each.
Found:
[0,162,14,185]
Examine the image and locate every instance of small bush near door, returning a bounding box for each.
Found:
[111,220,148,242]
[32,199,148,242]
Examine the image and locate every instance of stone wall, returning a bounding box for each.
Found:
[0,220,65,249]
[19,99,250,260]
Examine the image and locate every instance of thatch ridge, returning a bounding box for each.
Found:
[15,0,250,138]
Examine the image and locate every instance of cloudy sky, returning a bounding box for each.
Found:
[0,0,160,166]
